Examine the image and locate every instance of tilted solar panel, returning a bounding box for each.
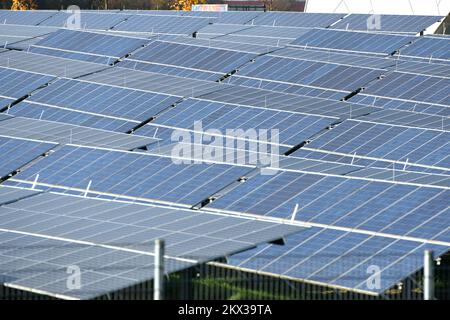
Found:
[9,145,252,207]
[246,12,343,28]
[399,36,450,61]
[0,136,56,179]
[0,66,54,99]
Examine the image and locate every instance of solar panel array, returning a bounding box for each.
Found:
[0,9,448,299]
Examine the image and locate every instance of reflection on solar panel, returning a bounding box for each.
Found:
[246,12,344,28]
[297,119,450,168]
[330,14,443,33]
[124,40,256,74]
[0,117,157,150]
[27,78,180,122]
[0,67,54,98]
[0,136,56,179]
[0,186,41,205]
[0,188,301,299]
[400,36,450,61]
[10,145,251,206]
[31,29,151,64]
[228,226,448,294]
[291,29,414,55]
[151,98,336,146]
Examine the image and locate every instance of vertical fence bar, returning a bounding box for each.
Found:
[424,250,434,300]
[154,239,164,300]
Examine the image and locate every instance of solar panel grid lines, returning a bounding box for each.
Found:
[30,29,152,65]
[0,187,303,299]
[0,116,159,151]
[290,28,416,56]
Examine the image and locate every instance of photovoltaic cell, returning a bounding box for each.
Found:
[151,98,337,146]
[290,29,415,55]
[0,67,54,99]
[11,145,251,206]
[399,36,450,61]
[0,189,301,299]
[0,117,157,150]
[296,119,450,168]
[0,136,56,179]
[27,78,180,122]
[246,12,344,28]
[7,102,137,133]
[39,12,129,30]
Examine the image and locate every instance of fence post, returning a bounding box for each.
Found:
[154,239,165,300]
[424,250,434,300]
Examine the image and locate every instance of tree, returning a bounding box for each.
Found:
[11,0,38,10]
[170,0,206,11]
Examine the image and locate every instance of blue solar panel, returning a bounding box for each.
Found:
[0,10,56,26]
[0,136,56,179]
[0,67,54,98]
[11,145,251,206]
[246,12,344,28]
[291,29,415,55]
[7,102,137,133]
[31,29,151,64]
[113,15,211,35]
[210,170,450,242]
[125,40,256,74]
[297,119,450,168]
[228,226,449,294]
[400,36,450,61]
[39,12,129,30]
[362,72,450,106]
[330,14,443,33]
[26,78,180,122]
[231,55,383,92]
[151,98,337,147]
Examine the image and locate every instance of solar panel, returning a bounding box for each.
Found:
[228,226,449,294]
[7,102,137,133]
[399,36,450,62]
[0,117,158,151]
[80,67,226,97]
[0,136,56,179]
[151,98,337,147]
[230,55,384,92]
[0,10,56,26]
[290,29,415,55]
[0,188,301,299]
[31,29,151,64]
[0,186,41,206]
[26,78,180,122]
[246,12,344,28]
[330,14,443,33]
[209,169,450,242]
[200,85,379,119]
[0,66,54,99]
[0,51,108,78]
[124,40,257,74]
[39,12,129,30]
[112,15,211,35]
[296,119,450,168]
[349,95,449,117]
[9,145,252,207]
[362,71,450,106]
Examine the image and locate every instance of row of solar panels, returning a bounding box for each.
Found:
[0,13,448,299]
[0,10,444,33]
